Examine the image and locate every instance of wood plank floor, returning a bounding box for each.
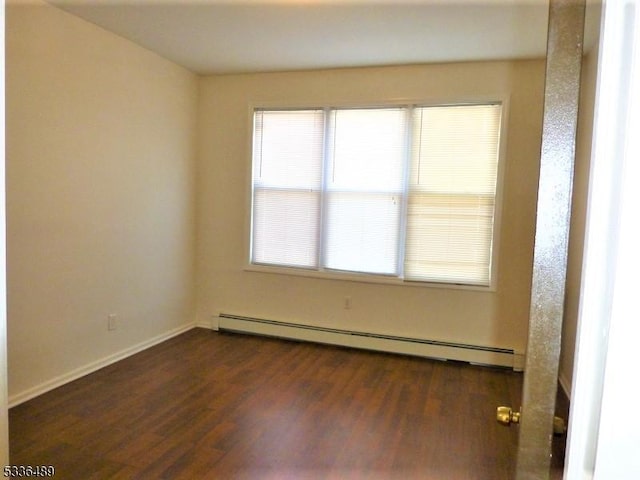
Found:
[10,328,561,479]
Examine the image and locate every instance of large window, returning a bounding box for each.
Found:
[250,103,503,287]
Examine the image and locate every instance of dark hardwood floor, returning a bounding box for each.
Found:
[10,328,564,479]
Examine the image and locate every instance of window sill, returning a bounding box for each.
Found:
[244,264,496,292]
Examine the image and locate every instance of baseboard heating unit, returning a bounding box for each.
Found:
[217,314,524,371]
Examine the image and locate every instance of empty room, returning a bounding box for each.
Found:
[5,0,636,479]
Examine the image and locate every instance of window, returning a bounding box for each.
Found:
[250,103,503,287]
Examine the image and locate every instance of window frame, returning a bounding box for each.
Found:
[244,96,510,292]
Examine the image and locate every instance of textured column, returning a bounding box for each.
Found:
[516,0,585,478]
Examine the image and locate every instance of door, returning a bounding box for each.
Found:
[515,0,640,478]
[513,1,586,478]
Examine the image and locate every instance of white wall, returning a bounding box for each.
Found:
[5,0,198,404]
[196,61,545,354]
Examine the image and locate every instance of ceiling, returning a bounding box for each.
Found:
[48,0,552,75]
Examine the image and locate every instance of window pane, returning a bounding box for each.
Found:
[329,108,406,191]
[324,192,401,275]
[253,109,324,189]
[324,108,406,274]
[405,104,502,285]
[252,189,320,268]
[405,193,494,284]
[411,105,501,194]
[251,110,324,268]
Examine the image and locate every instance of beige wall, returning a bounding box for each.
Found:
[196,60,545,354]
[5,0,198,403]
[5,1,551,407]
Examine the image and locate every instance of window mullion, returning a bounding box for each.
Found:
[398,105,413,279]
[317,107,333,271]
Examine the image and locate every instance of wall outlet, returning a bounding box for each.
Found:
[107,314,117,331]
[344,296,352,310]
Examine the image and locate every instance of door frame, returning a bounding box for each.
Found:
[517,0,640,477]
[516,0,586,477]
[564,0,640,478]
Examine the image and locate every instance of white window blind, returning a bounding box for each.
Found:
[252,109,324,268]
[250,103,502,287]
[405,105,502,285]
[324,108,407,274]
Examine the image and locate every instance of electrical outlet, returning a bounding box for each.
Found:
[108,314,117,331]
[344,296,352,309]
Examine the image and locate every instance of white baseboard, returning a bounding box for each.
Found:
[9,322,196,408]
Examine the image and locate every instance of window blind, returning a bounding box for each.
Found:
[251,109,324,268]
[324,108,407,274]
[405,104,502,284]
[250,103,503,287]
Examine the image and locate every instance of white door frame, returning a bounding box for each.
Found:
[564,0,640,479]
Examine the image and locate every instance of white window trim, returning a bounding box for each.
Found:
[243,95,510,292]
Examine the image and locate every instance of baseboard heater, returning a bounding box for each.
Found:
[217,313,524,371]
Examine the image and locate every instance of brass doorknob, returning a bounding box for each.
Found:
[497,406,521,426]
[496,406,567,435]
